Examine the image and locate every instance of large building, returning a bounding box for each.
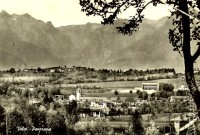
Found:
[142,83,159,94]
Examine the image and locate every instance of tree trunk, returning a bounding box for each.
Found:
[179,0,200,118]
[197,0,200,10]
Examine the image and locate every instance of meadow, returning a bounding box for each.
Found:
[0,76,49,82]
[62,78,186,89]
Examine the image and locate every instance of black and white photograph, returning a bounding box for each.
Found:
[0,0,199,135]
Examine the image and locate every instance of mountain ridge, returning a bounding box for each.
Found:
[0,10,184,72]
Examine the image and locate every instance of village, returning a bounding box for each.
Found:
[0,67,198,135]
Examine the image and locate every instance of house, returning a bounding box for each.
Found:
[54,95,64,100]
[23,69,29,72]
[28,88,35,92]
[90,108,109,117]
[39,105,47,112]
[135,100,149,106]
[177,85,189,91]
[29,99,41,105]
[170,96,189,102]
[54,95,65,104]
[90,101,107,108]
[69,94,76,101]
[50,69,55,73]
[45,66,65,73]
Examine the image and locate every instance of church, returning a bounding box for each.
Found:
[69,87,81,101]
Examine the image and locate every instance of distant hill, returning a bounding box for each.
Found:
[0,10,185,72]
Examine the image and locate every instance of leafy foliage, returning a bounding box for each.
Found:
[7,109,31,135]
[65,100,80,128]
[145,121,159,135]
[129,110,144,135]
[0,105,5,134]
[47,113,67,135]
[91,118,111,135]
[168,0,200,56]
[80,0,156,35]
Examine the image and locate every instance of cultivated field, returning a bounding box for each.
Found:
[62,78,186,89]
[0,76,49,82]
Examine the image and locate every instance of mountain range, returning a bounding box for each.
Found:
[0,10,185,72]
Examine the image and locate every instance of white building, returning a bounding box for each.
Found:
[29,99,41,105]
[90,102,107,108]
[178,85,189,91]
[170,96,189,102]
[69,94,76,101]
[50,69,55,73]
[142,83,159,94]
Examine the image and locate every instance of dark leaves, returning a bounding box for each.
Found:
[79,0,146,35]
[169,0,200,56]
[117,14,144,35]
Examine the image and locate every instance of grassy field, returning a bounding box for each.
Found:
[0,76,49,82]
[82,92,137,98]
[76,114,171,129]
[62,78,186,89]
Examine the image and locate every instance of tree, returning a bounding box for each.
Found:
[114,90,119,95]
[65,100,80,128]
[21,105,47,134]
[145,121,159,135]
[0,105,5,134]
[129,110,144,135]
[7,109,31,135]
[150,93,156,100]
[9,68,15,74]
[136,90,143,99]
[37,67,42,73]
[79,0,200,117]
[160,83,174,92]
[91,118,111,135]
[47,113,67,135]
[130,90,133,94]
[0,81,11,95]
[143,91,148,100]
[126,97,135,103]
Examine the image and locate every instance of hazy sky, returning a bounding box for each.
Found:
[0,0,171,27]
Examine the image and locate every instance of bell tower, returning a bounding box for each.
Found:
[76,88,81,101]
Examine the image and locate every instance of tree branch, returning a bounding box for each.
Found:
[141,0,154,13]
[102,0,130,24]
[192,45,200,62]
[159,0,199,21]
[117,0,154,34]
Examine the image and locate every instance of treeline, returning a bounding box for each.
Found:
[4,67,177,84]
[6,66,176,76]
